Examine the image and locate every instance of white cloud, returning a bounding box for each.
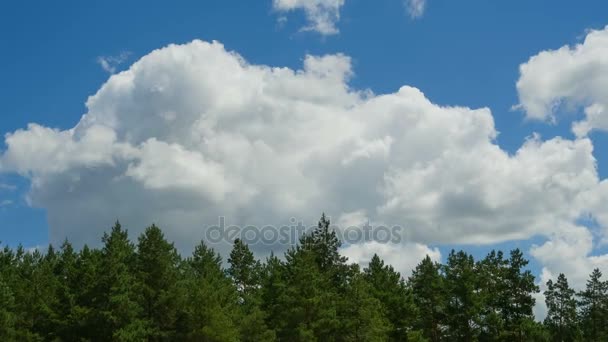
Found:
[405,0,427,19]
[516,26,608,137]
[273,0,345,35]
[515,26,608,302]
[341,241,441,278]
[530,224,608,320]
[0,39,605,281]
[97,52,131,74]
[0,199,12,207]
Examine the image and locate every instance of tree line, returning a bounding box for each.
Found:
[0,214,607,341]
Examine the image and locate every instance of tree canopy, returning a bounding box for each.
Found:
[0,214,605,341]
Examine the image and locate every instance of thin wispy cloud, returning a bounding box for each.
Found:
[0,183,16,191]
[97,51,131,74]
[0,199,13,207]
[273,0,345,35]
[405,0,427,19]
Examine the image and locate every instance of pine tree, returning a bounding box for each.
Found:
[544,273,580,342]
[502,249,538,341]
[227,239,275,341]
[181,240,240,341]
[135,224,182,340]
[25,246,61,340]
[278,246,340,341]
[342,270,391,341]
[53,240,79,341]
[228,238,262,299]
[260,252,287,334]
[0,243,17,340]
[409,255,446,342]
[0,277,16,340]
[364,254,418,340]
[72,244,103,340]
[302,213,347,274]
[477,250,508,341]
[444,250,481,342]
[578,268,608,341]
[97,221,148,341]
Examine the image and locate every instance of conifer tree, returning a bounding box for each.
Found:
[503,249,539,341]
[53,240,78,341]
[342,270,391,341]
[182,240,240,341]
[477,250,508,340]
[409,255,446,342]
[278,246,340,341]
[544,273,580,342]
[72,245,103,340]
[302,213,347,274]
[227,238,275,341]
[260,252,287,334]
[228,238,262,298]
[578,268,608,341]
[98,222,148,341]
[136,224,182,340]
[364,254,418,340]
[444,250,481,341]
[0,277,16,340]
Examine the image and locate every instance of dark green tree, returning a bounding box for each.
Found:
[544,273,580,342]
[302,213,348,274]
[227,239,275,341]
[364,254,418,340]
[578,268,608,341]
[409,255,445,342]
[71,244,103,340]
[476,250,508,341]
[181,240,240,341]
[228,238,262,298]
[342,270,391,341]
[277,246,340,341]
[97,222,148,341]
[135,224,182,340]
[260,252,287,334]
[52,240,79,341]
[502,249,539,341]
[0,277,16,340]
[444,250,481,342]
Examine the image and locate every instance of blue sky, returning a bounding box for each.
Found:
[1,1,608,305]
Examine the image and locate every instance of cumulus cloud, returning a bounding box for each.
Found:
[530,224,608,320]
[516,26,608,137]
[341,241,441,278]
[97,52,131,74]
[0,39,606,282]
[405,0,427,19]
[273,0,345,35]
[531,225,608,289]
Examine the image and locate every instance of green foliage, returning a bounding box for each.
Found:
[544,274,581,342]
[443,250,481,341]
[409,255,446,342]
[135,224,182,340]
[577,268,608,342]
[364,254,417,341]
[228,238,275,341]
[0,213,601,341]
[181,240,240,341]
